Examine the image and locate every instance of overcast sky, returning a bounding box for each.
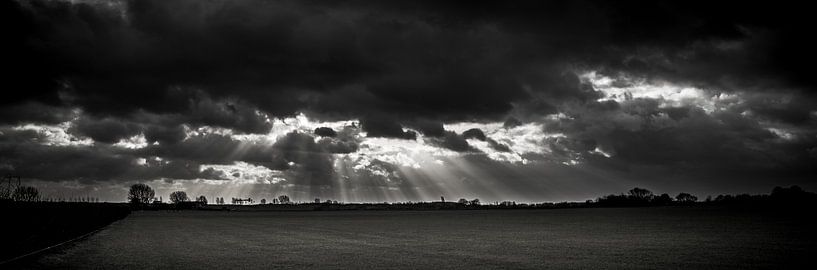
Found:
[3,0,815,202]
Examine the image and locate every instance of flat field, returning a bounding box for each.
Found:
[19,207,816,269]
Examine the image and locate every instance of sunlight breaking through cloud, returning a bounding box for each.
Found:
[12,122,94,146]
[581,71,741,113]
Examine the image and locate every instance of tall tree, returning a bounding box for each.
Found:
[196,195,208,204]
[278,195,290,204]
[170,191,189,204]
[128,183,155,205]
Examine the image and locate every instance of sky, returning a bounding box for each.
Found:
[2,0,816,203]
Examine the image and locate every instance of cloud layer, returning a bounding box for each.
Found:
[3,0,816,201]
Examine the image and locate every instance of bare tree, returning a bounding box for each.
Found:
[170,191,189,204]
[12,186,40,202]
[128,183,155,205]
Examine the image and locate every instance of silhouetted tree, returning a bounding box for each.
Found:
[278,195,291,204]
[128,183,155,205]
[12,186,39,202]
[500,201,516,206]
[170,191,189,204]
[196,195,208,204]
[770,185,817,205]
[628,187,653,200]
[470,198,481,205]
[457,198,468,204]
[314,198,321,203]
[273,198,279,204]
[260,198,266,204]
[676,193,698,203]
[653,193,673,205]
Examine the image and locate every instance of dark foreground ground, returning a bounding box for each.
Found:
[0,202,130,263]
[11,207,817,269]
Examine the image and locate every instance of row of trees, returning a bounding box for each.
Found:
[126,184,815,209]
[128,184,209,205]
[2,185,101,203]
[457,198,481,205]
[127,184,298,206]
[595,187,699,207]
[3,186,40,202]
[123,185,709,208]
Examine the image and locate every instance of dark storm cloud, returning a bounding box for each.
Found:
[542,98,817,178]
[64,91,272,144]
[360,116,417,140]
[4,0,817,195]
[136,133,271,165]
[0,127,355,184]
[143,124,186,145]
[185,93,272,134]
[460,128,511,152]
[269,131,335,186]
[0,102,76,125]
[462,129,486,141]
[0,143,133,182]
[313,127,337,138]
[8,0,814,123]
[408,119,445,138]
[431,131,472,152]
[0,135,218,182]
[69,116,142,144]
[3,0,597,123]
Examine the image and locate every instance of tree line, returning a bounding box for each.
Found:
[127,184,302,208]
[1,185,101,203]
[125,183,817,211]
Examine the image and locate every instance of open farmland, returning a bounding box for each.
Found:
[17,207,816,269]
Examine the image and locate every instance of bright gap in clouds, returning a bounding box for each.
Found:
[580,71,740,113]
[175,112,590,202]
[580,71,805,143]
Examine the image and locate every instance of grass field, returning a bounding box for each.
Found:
[19,207,816,269]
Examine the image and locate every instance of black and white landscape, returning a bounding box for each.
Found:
[2,0,816,269]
